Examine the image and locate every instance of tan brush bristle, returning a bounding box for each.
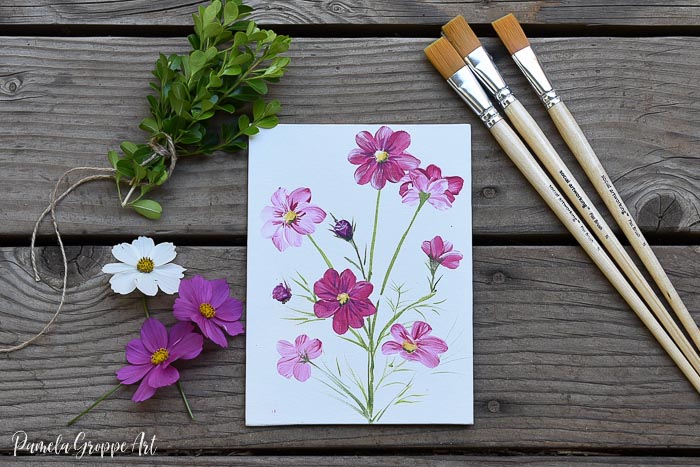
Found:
[492,14,530,55]
[442,15,482,58]
[424,37,466,80]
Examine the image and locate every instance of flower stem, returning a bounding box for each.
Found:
[142,295,150,318]
[380,198,427,295]
[308,234,333,270]
[350,239,367,280]
[67,383,123,426]
[177,381,195,420]
[367,189,382,281]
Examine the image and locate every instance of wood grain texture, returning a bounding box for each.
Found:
[1,245,700,450]
[2,1,700,27]
[1,37,699,240]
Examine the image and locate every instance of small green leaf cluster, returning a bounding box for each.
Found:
[108,0,291,219]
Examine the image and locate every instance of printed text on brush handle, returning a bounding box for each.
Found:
[547,182,601,253]
[558,170,609,240]
[600,173,647,247]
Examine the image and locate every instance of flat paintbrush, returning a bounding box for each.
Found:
[424,37,700,394]
[492,13,700,352]
[442,15,700,377]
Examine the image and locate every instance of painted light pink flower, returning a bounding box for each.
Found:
[116,318,204,402]
[173,275,244,348]
[348,126,420,190]
[399,164,464,210]
[277,334,323,382]
[313,268,376,335]
[422,236,463,269]
[261,187,327,252]
[381,321,448,368]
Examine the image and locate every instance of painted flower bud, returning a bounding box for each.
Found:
[332,219,354,241]
[272,282,292,304]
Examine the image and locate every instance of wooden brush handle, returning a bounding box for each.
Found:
[548,101,700,350]
[489,118,700,393]
[503,99,700,375]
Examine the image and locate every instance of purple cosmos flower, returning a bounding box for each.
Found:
[422,236,463,269]
[381,321,448,368]
[331,219,354,241]
[173,275,244,348]
[313,268,376,335]
[348,126,420,190]
[400,164,464,210]
[277,334,323,382]
[116,318,203,402]
[261,187,327,252]
[272,282,292,304]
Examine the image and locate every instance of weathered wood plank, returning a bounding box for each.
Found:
[1,245,700,449]
[1,37,699,240]
[2,1,700,27]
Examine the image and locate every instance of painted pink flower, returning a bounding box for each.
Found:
[173,275,244,348]
[261,187,327,252]
[313,268,376,335]
[277,334,323,382]
[381,321,448,368]
[399,164,464,210]
[348,126,420,190]
[422,236,463,269]
[116,318,204,402]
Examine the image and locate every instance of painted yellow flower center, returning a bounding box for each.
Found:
[374,150,389,163]
[402,341,417,353]
[336,292,350,305]
[136,257,155,273]
[283,210,297,223]
[199,302,216,319]
[150,348,169,365]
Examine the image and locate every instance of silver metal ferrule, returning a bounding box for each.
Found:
[465,46,515,109]
[512,46,561,109]
[446,66,503,129]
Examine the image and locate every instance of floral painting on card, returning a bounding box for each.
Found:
[246,124,473,425]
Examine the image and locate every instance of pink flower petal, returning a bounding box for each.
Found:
[314,299,339,318]
[288,187,312,207]
[314,269,340,299]
[381,160,407,183]
[282,226,304,248]
[214,297,243,322]
[146,365,180,388]
[411,321,433,340]
[290,215,317,236]
[271,228,289,252]
[208,279,232,308]
[412,348,441,368]
[354,161,377,186]
[370,166,388,190]
[355,130,378,152]
[203,319,228,348]
[344,305,366,330]
[140,318,168,353]
[168,325,204,361]
[385,129,411,153]
[218,320,244,337]
[389,323,410,342]
[349,281,373,300]
[348,148,370,165]
[277,339,296,357]
[439,251,463,269]
[294,334,309,349]
[338,269,357,292]
[374,126,393,149]
[270,187,289,209]
[299,205,326,224]
[446,175,464,196]
[419,336,449,354]
[132,379,157,402]
[350,298,376,317]
[427,193,453,210]
[173,299,200,322]
[116,364,152,385]
[277,355,297,378]
[421,240,432,258]
[332,309,350,334]
[399,181,410,198]
[391,152,420,170]
[381,341,403,355]
[125,338,151,365]
[293,362,311,382]
[425,164,442,179]
[430,236,445,257]
[303,338,323,359]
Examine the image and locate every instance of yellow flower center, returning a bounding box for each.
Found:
[199,302,216,319]
[336,292,350,305]
[402,341,417,353]
[283,210,297,223]
[150,348,169,365]
[136,257,155,273]
[374,150,389,163]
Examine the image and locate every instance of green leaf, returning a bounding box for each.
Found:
[116,160,135,178]
[131,199,163,220]
[120,141,138,157]
[139,118,159,134]
[257,115,279,129]
[222,65,242,76]
[107,150,120,168]
[189,50,207,75]
[247,79,268,94]
[238,114,250,130]
[253,99,265,120]
[223,2,239,24]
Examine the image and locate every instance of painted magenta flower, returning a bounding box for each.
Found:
[400,164,464,210]
[277,334,322,382]
[102,236,185,296]
[313,268,376,334]
[173,275,244,348]
[261,187,326,252]
[422,236,463,269]
[272,282,292,304]
[116,318,203,402]
[331,218,354,241]
[381,321,448,368]
[348,126,420,190]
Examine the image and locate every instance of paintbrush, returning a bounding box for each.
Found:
[492,13,700,353]
[424,37,700,393]
[442,15,700,377]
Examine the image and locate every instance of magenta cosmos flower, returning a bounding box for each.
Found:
[422,236,463,269]
[313,268,376,335]
[261,187,327,252]
[400,164,464,210]
[348,126,420,190]
[277,334,322,382]
[173,275,244,348]
[381,321,448,368]
[116,318,203,402]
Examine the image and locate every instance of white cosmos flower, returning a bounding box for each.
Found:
[102,236,185,296]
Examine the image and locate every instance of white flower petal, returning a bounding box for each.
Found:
[150,270,182,294]
[109,271,139,295]
[111,243,139,266]
[135,273,158,296]
[132,236,156,258]
[150,242,177,266]
[154,263,186,277]
[102,262,135,275]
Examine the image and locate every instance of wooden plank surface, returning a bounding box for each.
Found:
[2,245,700,450]
[2,1,700,27]
[1,37,699,240]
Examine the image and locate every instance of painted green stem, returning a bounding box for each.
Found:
[67,383,123,426]
[350,238,367,280]
[367,189,382,281]
[308,234,334,270]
